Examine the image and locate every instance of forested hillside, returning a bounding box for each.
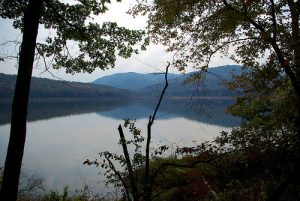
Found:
[1,65,241,100]
[171,65,242,97]
[139,65,241,97]
[93,65,241,95]
[0,73,130,99]
[93,72,178,90]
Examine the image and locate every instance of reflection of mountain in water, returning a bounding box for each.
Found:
[0,98,130,125]
[98,98,240,127]
[0,98,240,127]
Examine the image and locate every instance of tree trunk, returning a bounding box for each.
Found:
[118,125,139,201]
[289,1,300,160]
[0,0,43,200]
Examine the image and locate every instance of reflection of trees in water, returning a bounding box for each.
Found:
[0,98,130,125]
[160,98,239,127]
[0,98,240,127]
[99,98,240,127]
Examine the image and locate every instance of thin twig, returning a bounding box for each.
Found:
[104,155,131,201]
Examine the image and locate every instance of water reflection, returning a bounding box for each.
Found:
[0,97,240,194]
[99,98,239,127]
[0,98,130,125]
[0,98,239,127]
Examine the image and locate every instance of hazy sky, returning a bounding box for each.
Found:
[0,1,235,83]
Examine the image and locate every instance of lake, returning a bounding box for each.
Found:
[0,98,239,195]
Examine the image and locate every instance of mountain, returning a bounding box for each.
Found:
[153,65,242,97]
[93,65,242,97]
[92,72,178,90]
[0,73,130,99]
[0,65,242,100]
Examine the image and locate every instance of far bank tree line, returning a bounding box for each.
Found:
[0,66,238,99]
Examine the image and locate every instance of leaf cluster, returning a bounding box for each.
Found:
[0,0,149,73]
[84,119,146,193]
[130,0,296,73]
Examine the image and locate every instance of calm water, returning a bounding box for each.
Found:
[0,98,239,194]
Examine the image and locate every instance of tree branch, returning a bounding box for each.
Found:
[270,0,278,42]
[104,155,131,201]
[118,124,138,201]
[205,37,259,67]
[144,62,170,201]
[222,0,266,33]
[44,0,88,39]
[222,0,300,98]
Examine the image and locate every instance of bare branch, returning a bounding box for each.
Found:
[149,63,170,125]
[0,40,21,62]
[0,40,20,47]
[104,155,131,201]
[35,46,65,80]
[144,62,170,200]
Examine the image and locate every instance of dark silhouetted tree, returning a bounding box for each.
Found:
[0,0,147,200]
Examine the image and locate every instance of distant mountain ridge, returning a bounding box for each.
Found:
[0,65,242,100]
[149,65,242,97]
[0,73,130,99]
[93,65,242,97]
[93,72,178,90]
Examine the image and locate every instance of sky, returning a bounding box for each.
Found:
[0,1,235,83]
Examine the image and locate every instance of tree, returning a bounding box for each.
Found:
[130,0,300,124]
[130,0,300,199]
[0,1,43,200]
[223,63,300,200]
[0,0,147,200]
[84,64,169,201]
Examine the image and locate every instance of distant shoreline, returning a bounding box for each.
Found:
[1,96,235,103]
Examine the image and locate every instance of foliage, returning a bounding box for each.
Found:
[0,0,148,73]
[17,181,106,201]
[143,136,300,201]
[130,0,299,75]
[212,65,300,200]
[84,118,221,200]
[84,64,170,201]
[45,186,69,201]
[0,1,148,198]
[226,69,298,148]
[84,108,300,201]
[14,169,97,201]
[130,0,300,150]
[18,170,45,199]
[84,119,145,200]
[42,185,104,201]
[210,65,300,199]
[128,1,300,200]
